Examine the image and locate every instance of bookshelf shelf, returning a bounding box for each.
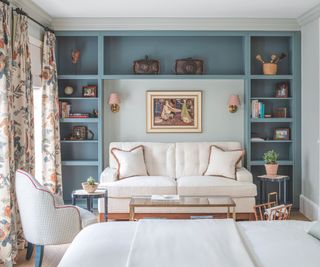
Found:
[60,118,99,123]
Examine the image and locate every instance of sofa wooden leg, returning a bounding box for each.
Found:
[26,242,34,260]
[35,245,44,267]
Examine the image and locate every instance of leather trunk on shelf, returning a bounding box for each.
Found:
[175,58,203,75]
[133,55,160,74]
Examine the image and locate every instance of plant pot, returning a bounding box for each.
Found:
[82,182,99,193]
[263,63,277,75]
[264,164,279,176]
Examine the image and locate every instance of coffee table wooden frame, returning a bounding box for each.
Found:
[129,196,236,221]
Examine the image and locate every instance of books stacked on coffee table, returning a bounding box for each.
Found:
[151,195,180,202]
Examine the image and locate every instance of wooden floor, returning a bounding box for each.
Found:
[15,211,309,267]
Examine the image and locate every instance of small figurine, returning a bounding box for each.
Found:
[71,49,80,64]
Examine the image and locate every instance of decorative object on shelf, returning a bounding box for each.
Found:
[273,107,287,118]
[275,82,289,98]
[146,91,202,133]
[59,101,71,118]
[263,150,279,176]
[264,114,272,118]
[82,85,97,97]
[175,58,203,75]
[255,53,287,75]
[64,86,74,96]
[228,95,240,113]
[71,49,80,64]
[109,93,120,113]
[133,55,160,74]
[89,109,98,118]
[274,128,290,140]
[71,126,95,140]
[82,176,99,193]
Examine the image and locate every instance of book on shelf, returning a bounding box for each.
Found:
[251,100,265,118]
[68,113,89,118]
[59,101,71,118]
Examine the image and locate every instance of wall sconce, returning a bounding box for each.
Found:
[228,95,240,113]
[109,93,120,113]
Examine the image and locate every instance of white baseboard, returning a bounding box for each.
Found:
[300,194,320,220]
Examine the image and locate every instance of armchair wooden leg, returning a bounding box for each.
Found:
[35,245,44,267]
[26,242,34,260]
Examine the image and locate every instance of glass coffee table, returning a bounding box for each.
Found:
[129,195,236,221]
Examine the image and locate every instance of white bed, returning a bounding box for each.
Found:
[58,219,320,267]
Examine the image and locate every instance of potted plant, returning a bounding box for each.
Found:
[82,176,99,193]
[263,150,279,176]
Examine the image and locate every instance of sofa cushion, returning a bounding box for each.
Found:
[175,142,243,178]
[111,145,148,179]
[203,145,244,180]
[177,176,257,197]
[109,142,175,178]
[104,176,177,198]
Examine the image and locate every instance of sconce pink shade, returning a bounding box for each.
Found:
[228,95,240,107]
[109,93,120,105]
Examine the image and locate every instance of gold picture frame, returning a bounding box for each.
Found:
[146,91,202,133]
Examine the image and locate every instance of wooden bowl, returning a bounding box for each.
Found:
[82,182,99,193]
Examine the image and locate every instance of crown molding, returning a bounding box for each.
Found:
[52,17,300,31]
[298,3,320,26]
[11,0,52,27]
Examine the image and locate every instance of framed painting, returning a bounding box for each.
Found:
[146,91,202,133]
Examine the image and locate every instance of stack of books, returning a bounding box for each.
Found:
[251,100,265,118]
[68,113,89,118]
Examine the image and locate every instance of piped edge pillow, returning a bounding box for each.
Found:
[111,145,149,179]
[203,145,244,180]
[308,221,320,240]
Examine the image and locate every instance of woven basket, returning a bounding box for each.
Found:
[82,182,99,193]
[263,63,277,75]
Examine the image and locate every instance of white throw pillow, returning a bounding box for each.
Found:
[111,145,148,179]
[203,145,244,180]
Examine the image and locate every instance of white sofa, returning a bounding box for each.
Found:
[98,142,257,219]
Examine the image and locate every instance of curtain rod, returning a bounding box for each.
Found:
[13,7,54,33]
[0,0,9,5]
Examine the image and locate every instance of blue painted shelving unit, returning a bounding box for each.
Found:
[56,31,301,206]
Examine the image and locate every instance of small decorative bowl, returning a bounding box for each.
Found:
[82,182,99,193]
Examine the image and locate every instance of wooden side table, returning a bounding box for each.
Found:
[257,175,290,204]
[72,189,108,221]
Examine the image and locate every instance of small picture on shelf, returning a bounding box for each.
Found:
[275,82,289,98]
[273,107,287,118]
[72,126,88,140]
[274,128,290,140]
[82,85,97,97]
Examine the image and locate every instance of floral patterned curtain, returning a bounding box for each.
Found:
[0,2,14,265]
[0,12,34,265]
[41,31,62,195]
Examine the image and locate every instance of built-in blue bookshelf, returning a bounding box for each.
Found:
[56,31,301,206]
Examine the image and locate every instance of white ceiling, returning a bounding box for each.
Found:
[32,0,320,18]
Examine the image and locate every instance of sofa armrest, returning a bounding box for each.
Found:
[100,167,118,183]
[236,167,253,182]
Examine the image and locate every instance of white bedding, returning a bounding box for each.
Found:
[127,219,255,267]
[58,220,320,267]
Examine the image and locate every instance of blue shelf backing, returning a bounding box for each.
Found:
[61,160,99,166]
[104,36,245,75]
[57,36,98,75]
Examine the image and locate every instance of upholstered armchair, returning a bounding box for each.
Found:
[15,170,97,267]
